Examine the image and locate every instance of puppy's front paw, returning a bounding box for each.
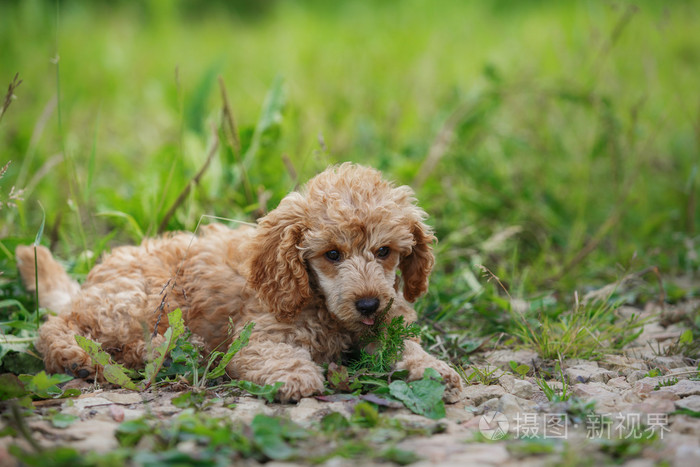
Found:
[275,368,325,403]
[65,361,98,382]
[397,352,464,403]
[430,359,464,403]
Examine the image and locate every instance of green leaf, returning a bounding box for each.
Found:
[143,308,185,386]
[116,418,153,447]
[96,210,144,241]
[327,362,352,392]
[251,414,305,461]
[50,412,79,428]
[0,373,27,400]
[241,76,285,169]
[9,446,84,466]
[103,364,140,391]
[0,347,44,374]
[680,329,693,345]
[0,299,30,314]
[185,64,220,135]
[381,446,421,465]
[388,368,446,420]
[18,371,73,399]
[320,412,350,433]
[171,390,210,409]
[74,335,110,366]
[75,335,138,390]
[206,322,253,380]
[166,308,186,339]
[351,401,380,428]
[509,360,530,376]
[231,380,283,403]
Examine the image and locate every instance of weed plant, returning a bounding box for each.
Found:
[349,303,421,374]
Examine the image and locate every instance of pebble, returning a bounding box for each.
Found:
[657,379,700,398]
[675,395,700,412]
[564,363,617,384]
[498,374,534,399]
[462,384,506,406]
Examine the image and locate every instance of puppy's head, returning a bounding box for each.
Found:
[247,163,435,332]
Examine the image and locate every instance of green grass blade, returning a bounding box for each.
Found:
[32,203,45,247]
[207,322,254,381]
[96,210,144,241]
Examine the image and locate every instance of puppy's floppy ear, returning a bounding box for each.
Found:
[399,210,436,303]
[247,193,311,321]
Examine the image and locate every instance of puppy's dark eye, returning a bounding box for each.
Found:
[376,246,391,258]
[325,250,342,262]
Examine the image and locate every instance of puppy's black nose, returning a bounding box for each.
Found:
[355,297,380,316]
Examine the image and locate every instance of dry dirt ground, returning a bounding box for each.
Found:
[2,302,699,466]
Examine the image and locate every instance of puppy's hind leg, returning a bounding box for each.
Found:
[16,245,80,314]
[36,311,100,380]
[35,286,166,382]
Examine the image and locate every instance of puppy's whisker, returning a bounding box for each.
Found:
[197,214,257,228]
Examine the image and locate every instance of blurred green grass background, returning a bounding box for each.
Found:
[1,0,699,340]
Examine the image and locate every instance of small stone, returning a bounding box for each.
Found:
[229,396,272,423]
[668,366,699,377]
[445,443,510,465]
[30,419,120,453]
[657,379,700,398]
[674,444,700,466]
[675,395,700,412]
[650,390,680,401]
[634,377,665,394]
[607,376,632,391]
[671,415,700,436]
[599,355,647,376]
[572,382,621,413]
[650,355,688,370]
[497,394,537,422]
[619,460,656,467]
[462,384,506,406]
[564,364,616,384]
[635,322,675,346]
[498,374,515,390]
[287,397,323,424]
[445,405,476,424]
[513,380,534,399]
[397,435,509,464]
[100,391,145,405]
[627,370,652,384]
[498,374,534,399]
[562,359,596,368]
[109,404,125,422]
[487,349,540,370]
[478,397,501,413]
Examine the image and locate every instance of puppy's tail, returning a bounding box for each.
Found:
[16,245,80,314]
